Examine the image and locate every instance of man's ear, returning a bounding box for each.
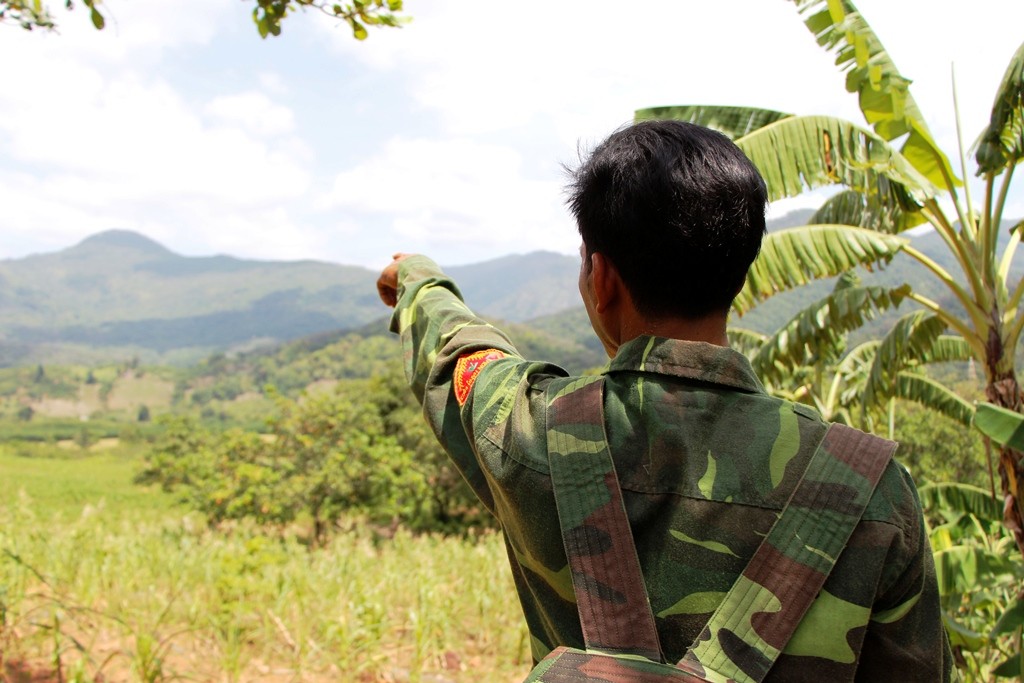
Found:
[590,252,623,314]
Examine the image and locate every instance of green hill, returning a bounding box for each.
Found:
[0,231,582,367]
[4,215,1019,369]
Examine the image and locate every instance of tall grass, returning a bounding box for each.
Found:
[0,448,529,682]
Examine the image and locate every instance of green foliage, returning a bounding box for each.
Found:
[253,0,407,39]
[183,317,604,405]
[894,401,989,487]
[732,272,974,434]
[733,226,907,315]
[0,417,135,444]
[0,443,176,518]
[923,481,1024,679]
[976,43,1024,174]
[638,1,1024,381]
[362,366,488,530]
[73,426,92,450]
[0,364,80,402]
[975,402,1024,451]
[791,0,957,189]
[138,365,490,541]
[745,272,910,387]
[1,0,407,38]
[0,0,57,30]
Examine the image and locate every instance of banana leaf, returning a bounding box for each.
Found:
[975,41,1024,174]
[787,0,959,189]
[862,310,945,409]
[918,482,1002,523]
[893,373,975,427]
[726,327,766,359]
[974,402,1024,451]
[934,545,1016,598]
[734,224,906,314]
[810,188,926,234]
[734,115,936,206]
[751,283,910,386]
[634,105,793,140]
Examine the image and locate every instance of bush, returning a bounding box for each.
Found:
[893,400,989,488]
[137,365,491,542]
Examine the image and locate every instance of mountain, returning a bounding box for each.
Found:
[448,251,580,321]
[0,230,581,366]
[5,212,1018,369]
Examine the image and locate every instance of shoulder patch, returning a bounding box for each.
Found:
[453,349,506,406]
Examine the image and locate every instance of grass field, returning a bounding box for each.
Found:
[0,446,529,682]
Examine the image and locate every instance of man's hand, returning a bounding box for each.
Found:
[377,253,415,307]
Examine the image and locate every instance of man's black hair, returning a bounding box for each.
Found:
[567,119,768,319]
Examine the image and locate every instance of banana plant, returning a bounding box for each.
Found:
[639,0,1024,549]
[977,403,1024,453]
[730,272,974,431]
[921,480,1023,680]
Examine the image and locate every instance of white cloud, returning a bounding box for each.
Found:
[1,0,1021,268]
[0,73,310,205]
[0,9,313,261]
[319,1,861,141]
[318,0,1023,153]
[323,137,576,259]
[258,72,290,96]
[205,92,296,137]
[165,204,322,261]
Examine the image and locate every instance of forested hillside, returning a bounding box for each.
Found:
[0,230,583,367]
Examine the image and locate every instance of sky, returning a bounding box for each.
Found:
[0,0,1022,270]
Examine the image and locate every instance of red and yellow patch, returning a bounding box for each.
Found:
[453,349,506,406]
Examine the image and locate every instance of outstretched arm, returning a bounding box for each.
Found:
[378,253,565,512]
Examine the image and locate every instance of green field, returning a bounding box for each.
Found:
[0,446,529,683]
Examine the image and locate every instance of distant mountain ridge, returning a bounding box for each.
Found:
[0,230,581,366]
[4,213,1019,368]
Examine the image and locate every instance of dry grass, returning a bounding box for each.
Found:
[0,449,530,683]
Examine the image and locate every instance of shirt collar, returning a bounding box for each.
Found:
[606,335,765,394]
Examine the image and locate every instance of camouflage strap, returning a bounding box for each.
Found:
[546,378,896,682]
[546,376,663,662]
[678,422,897,682]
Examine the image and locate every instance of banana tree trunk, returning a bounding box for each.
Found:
[984,335,1024,553]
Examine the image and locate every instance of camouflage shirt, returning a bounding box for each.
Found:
[389,255,952,681]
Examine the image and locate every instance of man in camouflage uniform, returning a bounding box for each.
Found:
[376,120,951,680]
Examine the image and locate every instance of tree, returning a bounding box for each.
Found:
[637,0,1024,549]
[251,0,406,39]
[0,0,407,39]
[135,366,486,545]
[731,272,975,433]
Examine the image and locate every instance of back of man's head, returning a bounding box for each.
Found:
[567,120,768,319]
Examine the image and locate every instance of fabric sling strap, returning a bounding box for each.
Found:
[541,376,897,682]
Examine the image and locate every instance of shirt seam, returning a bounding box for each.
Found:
[606,363,762,394]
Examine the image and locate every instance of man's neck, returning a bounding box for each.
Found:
[608,310,730,355]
